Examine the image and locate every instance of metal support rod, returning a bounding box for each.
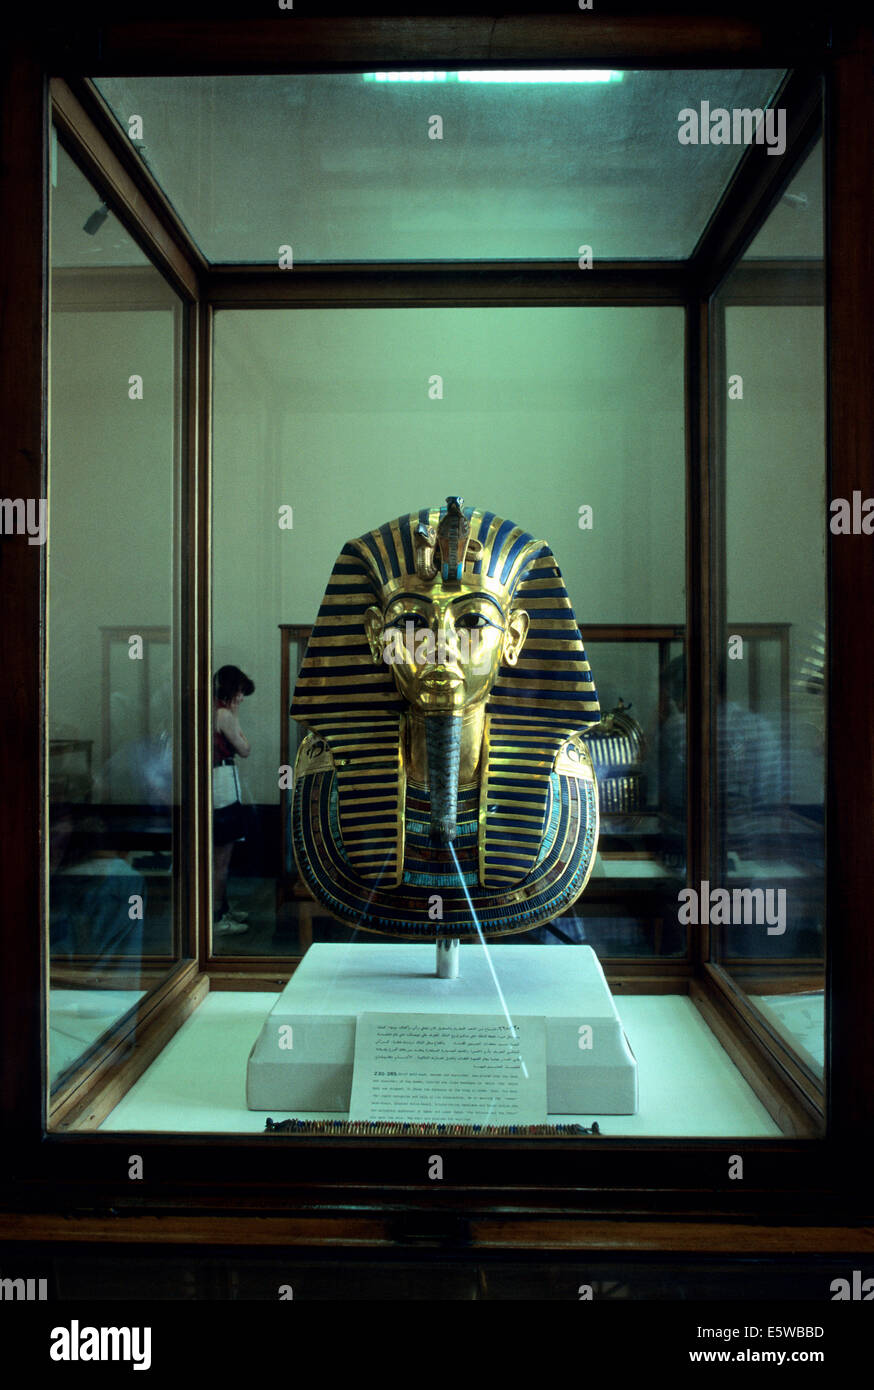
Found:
[436,937,460,978]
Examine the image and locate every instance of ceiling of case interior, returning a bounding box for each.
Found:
[79,69,822,266]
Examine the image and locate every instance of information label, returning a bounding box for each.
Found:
[348,1012,547,1124]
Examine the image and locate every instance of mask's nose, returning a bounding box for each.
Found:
[435,613,461,666]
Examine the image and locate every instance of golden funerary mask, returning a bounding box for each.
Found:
[290,498,601,938]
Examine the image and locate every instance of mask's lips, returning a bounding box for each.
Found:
[420,667,463,689]
[424,713,462,844]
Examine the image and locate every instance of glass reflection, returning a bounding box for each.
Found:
[711,134,825,1083]
[48,141,181,1090]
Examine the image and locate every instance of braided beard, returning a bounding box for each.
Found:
[424,713,463,844]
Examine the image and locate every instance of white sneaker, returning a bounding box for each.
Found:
[215,914,249,935]
[228,905,249,921]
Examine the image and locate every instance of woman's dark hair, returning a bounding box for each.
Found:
[214,665,255,702]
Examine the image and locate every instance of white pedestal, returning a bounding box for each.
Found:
[246,943,638,1115]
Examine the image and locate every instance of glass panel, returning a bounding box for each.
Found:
[95,70,784,263]
[211,305,686,961]
[711,132,825,1094]
[48,141,184,1093]
[66,70,829,1142]
[580,632,688,955]
[50,137,150,269]
[744,142,823,260]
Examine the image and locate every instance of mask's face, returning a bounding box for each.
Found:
[365,580,529,713]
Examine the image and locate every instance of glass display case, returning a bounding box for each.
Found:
[2,6,873,1265]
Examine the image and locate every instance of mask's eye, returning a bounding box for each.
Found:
[386,611,428,631]
[456,611,499,631]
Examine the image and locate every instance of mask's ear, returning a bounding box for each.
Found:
[363,606,384,664]
[503,609,530,667]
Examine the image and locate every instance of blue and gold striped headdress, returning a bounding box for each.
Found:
[291,502,600,891]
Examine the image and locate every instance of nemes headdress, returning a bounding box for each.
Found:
[291,501,600,937]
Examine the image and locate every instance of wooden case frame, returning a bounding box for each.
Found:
[1,5,872,1253]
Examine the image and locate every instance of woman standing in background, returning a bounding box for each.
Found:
[213,665,255,935]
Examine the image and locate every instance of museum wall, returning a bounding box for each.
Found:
[49,308,175,803]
